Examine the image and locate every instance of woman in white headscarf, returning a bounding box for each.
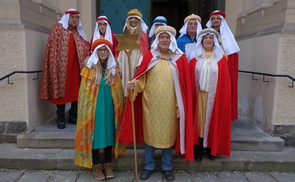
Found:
[189,28,231,162]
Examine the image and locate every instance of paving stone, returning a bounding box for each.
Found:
[0,170,24,182]
[217,171,248,182]
[18,170,52,182]
[270,172,295,182]
[47,170,80,182]
[190,172,219,182]
[244,172,276,182]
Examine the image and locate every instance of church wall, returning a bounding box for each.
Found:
[236,0,295,145]
[0,0,59,142]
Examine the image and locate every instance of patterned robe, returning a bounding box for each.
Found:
[39,23,90,100]
[74,67,125,169]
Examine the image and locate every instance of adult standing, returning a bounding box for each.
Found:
[148,16,168,47]
[116,8,149,97]
[74,39,125,180]
[90,15,119,58]
[206,10,240,121]
[177,14,202,58]
[118,25,194,181]
[189,28,231,161]
[39,8,90,129]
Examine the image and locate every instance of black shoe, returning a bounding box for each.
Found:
[68,115,77,125]
[194,145,203,162]
[57,118,65,129]
[56,104,65,129]
[163,170,174,181]
[140,169,154,180]
[208,154,216,161]
[69,101,77,125]
[205,148,216,161]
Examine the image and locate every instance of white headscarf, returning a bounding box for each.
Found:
[206,11,240,55]
[149,16,167,38]
[151,31,183,55]
[92,16,113,45]
[58,8,88,41]
[86,43,116,76]
[191,28,224,92]
[190,28,224,59]
[123,15,148,33]
[179,20,202,39]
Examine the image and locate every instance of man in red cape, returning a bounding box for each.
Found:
[39,8,90,129]
[118,25,194,181]
[206,10,240,121]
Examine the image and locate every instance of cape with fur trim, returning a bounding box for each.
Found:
[189,55,231,157]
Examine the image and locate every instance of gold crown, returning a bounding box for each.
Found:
[127,9,142,18]
[155,25,176,37]
[184,14,201,24]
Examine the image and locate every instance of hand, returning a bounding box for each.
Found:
[127,81,135,90]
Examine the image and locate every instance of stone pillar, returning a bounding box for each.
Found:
[236,0,295,145]
[0,0,60,141]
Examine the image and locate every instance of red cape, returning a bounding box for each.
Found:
[228,53,239,120]
[189,55,232,157]
[118,50,194,161]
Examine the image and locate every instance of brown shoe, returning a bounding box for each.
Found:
[93,163,105,180]
[105,163,114,179]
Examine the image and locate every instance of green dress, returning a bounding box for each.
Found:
[92,75,115,149]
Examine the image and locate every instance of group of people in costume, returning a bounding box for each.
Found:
[39,7,239,181]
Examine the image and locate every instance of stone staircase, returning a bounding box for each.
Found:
[16,119,284,151]
[0,118,293,172]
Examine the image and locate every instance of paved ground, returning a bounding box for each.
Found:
[1,169,295,182]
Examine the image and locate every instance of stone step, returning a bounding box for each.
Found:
[17,119,284,151]
[0,143,294,172]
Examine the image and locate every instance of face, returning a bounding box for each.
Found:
[98,21,107,34]
[129,17,138,27]
[202,34,214,50]
[158,32,171,53]
[154,23,164,30]
[96,45,109,61]
[210,15,222,31]
[68,14,79,29]
[187,20,197,35]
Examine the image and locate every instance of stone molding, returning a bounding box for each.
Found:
[236,0,295,40]
[0,0,62,33]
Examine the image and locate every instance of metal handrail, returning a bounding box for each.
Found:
[0,70,42,84]
[239,70,295,88]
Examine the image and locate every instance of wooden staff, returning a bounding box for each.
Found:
[125,49,139,182]
[115,29,140,182]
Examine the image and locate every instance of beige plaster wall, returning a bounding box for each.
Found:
[0,0,26,122]
[238,34,280,132]
[0,0,59,131]
[225,0,243,34]
[0,25,26,122]
[236,0,295,132]
[274,33,295,125]
[25,29,54,131]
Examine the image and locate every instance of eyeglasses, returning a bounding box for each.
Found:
[97,48,109,53]
[211,17,221,21]
[98,23,107,26]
